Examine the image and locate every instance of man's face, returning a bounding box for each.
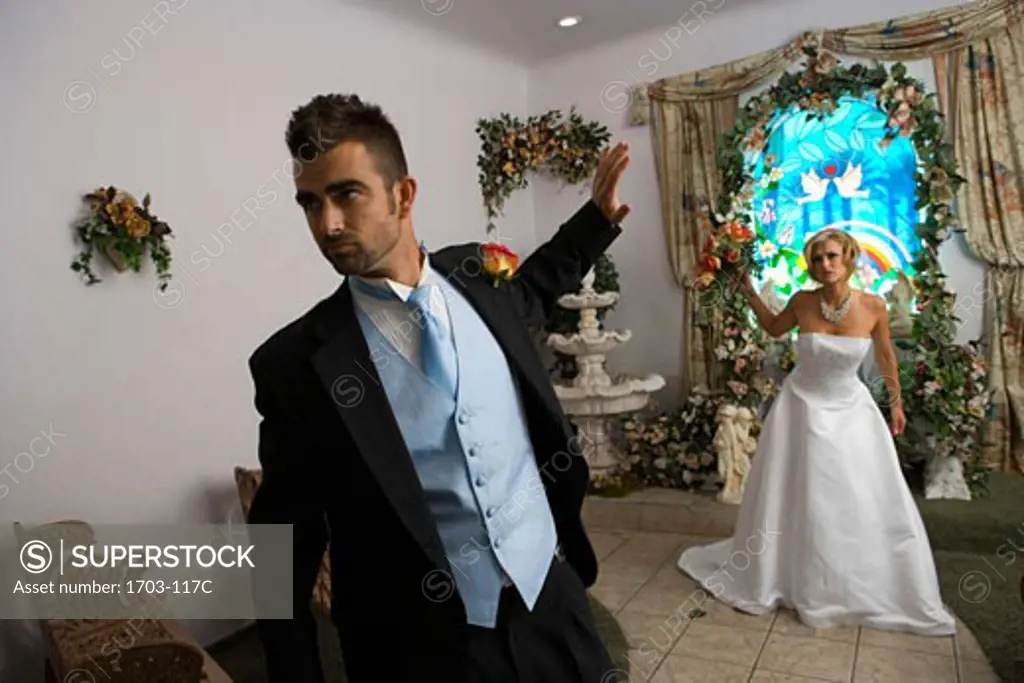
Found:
[293,140,408,277]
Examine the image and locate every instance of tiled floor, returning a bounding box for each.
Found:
[583,490,1004,683]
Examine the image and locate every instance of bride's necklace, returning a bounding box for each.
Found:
[820,290,853,324]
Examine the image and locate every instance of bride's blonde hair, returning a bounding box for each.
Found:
[804,229,860,283]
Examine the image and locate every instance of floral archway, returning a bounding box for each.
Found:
[620,43,993,495]
[693,44,991,492]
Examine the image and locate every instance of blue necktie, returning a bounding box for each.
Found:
[350,277,458,397]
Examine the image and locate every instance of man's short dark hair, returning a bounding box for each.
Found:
[285,94,408,189]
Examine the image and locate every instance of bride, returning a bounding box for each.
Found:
[678,228,955,636]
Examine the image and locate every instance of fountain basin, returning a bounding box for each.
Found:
[557,292,619,309]
[554,375,666,416]
[548,331,631,355]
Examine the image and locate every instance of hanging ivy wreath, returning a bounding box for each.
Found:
[475,106,611,233]
[689,38,991,493]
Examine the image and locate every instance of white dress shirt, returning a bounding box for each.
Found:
[348,252,451,372]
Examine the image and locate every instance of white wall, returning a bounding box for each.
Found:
[528,0,987,407]
[0,0,530,678]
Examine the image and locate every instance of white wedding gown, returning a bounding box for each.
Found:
[678,332,956,636]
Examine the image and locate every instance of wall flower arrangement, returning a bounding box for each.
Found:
[70,186,174,291]
[608,388,744,493]
[894,339,993,492]
[475,106,611,233]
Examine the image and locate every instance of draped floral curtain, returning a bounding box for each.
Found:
[821,1,1016,59]
[647,39,811,393]
[931,12,1024,471]
[651,98,736,392]
[643,0,1024,472]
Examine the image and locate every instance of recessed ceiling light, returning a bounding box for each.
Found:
[557,15,581,28]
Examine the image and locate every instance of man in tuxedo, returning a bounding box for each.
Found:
[247,93,632,683]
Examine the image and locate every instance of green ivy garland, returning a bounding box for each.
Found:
[691,40,991,493]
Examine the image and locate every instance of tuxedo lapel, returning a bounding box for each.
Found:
[428,254,565,432]
[308,281,447,567]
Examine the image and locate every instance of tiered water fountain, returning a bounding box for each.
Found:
[547,268,666,477]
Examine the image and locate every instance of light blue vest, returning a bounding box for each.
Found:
[352,273,558,628]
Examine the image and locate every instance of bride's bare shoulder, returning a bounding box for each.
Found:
[857,290,886,315]
[789,288,814,305]
[791,288,824,312]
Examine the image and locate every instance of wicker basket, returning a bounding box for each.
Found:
[43,619,205,683]
[13,520,206,683]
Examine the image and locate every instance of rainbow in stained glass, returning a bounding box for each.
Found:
[748,95,923,299]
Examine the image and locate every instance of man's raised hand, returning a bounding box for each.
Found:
[592,142,631,224]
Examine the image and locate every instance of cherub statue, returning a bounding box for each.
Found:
[734,406,757,493]
[715,404,757,505]
[713,404,738,490]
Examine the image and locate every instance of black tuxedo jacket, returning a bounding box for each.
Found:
[246,200,622,683]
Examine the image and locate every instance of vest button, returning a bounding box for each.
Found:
[458,411,469,425]
[468,446,478,457]
[475,475,486,487]
[486,506,496,518]
[493,538,502,549]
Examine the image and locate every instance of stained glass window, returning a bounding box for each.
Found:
[749,95,922,300]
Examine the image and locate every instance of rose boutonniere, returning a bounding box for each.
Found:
[481,242,519,287]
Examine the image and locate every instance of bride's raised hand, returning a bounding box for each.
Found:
[736,269,755,297]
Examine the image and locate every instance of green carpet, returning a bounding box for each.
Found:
[913,470,1024,554]
[914,471,1024,682]
[933,549,1023,682]
[208,594,628,682]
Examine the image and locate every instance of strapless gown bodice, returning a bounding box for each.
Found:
[786,332,872,405]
